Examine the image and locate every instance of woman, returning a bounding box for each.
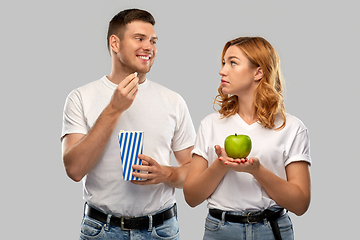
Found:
[183,37,311,240]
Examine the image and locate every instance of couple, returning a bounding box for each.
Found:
[61,9,311,240]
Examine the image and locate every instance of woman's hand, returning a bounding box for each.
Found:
[216,145,260,174]
[220,156,260,174]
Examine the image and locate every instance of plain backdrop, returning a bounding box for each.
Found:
[1,0,359,239]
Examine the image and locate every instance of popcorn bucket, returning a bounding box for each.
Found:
[118,130,144,181]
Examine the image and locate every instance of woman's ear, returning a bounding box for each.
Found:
[254,67,264,81]
[109,35,120,54]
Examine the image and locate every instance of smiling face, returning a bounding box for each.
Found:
[112,20,158,75]
[219,45,262,96]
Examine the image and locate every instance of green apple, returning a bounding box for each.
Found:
[224,133,252,159]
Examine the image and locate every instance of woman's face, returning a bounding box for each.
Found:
[219,45,259,96]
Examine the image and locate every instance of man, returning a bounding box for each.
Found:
[61,9,195,239]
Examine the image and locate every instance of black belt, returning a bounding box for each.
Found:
[209,208,285,240]
[84,203,177,230]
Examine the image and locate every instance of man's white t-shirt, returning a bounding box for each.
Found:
[61,76,196,217]
[191,112,311,212]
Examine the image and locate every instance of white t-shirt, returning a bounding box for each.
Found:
[61,76,196,217]
[191,112,311,212]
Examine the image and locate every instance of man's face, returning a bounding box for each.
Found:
[116,20,158,74]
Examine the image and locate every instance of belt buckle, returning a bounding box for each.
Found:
[120,217,132,231]
[245,212,258,224]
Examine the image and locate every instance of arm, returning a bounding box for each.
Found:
[254,161,311,216]
[131,146,194,189]
[222,157,311,216]
[61,74,139,182]
[183,145,229,207]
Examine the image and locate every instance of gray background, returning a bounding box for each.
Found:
[1,0,359,239]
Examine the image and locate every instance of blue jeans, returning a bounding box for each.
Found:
[79,205,179,240]
[203,210,294,240]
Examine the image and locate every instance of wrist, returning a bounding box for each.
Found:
[105,102,124,118]
[250,162,264,178]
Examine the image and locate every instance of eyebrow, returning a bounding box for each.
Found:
[223,56,240,62]
[227,56,240,60]
[133,33,158,40]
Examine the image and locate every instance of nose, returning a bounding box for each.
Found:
[142,40,155,53]
[219,66,226,76]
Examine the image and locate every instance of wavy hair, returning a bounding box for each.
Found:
[214,37,286,130]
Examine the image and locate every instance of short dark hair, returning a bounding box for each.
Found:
[107,9,155,52]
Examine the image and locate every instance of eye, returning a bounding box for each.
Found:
[230,61,237,66]
[222,60,225,66]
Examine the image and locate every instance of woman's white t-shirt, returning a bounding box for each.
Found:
[191,112,311,212]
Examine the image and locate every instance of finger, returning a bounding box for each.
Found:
[214,145,222,156]
[132,171,155,181]
[119,73,139,88]
[224,161,239,167]
[141,160,150,166]
[125,77,139,95]
[131,179,152,185]
[118,75,139,97]
[132,164,150,172]
[240,158,247,163]
[127,83,138,99]
[114,76,138,101]
[138,154,156,164]
[226,157,236,162]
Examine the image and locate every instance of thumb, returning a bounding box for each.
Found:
[248,157,258,165]
[214,145,222,156]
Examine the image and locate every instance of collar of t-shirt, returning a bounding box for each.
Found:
[102,75,150,91]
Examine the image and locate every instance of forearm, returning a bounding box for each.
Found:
[163,163,190,189]
[184,158,228,207]
[252,164,311,216]
[63,104,122,182]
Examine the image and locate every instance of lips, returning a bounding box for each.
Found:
[221,79,229,85]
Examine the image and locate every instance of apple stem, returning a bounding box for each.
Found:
[235,133,237,136]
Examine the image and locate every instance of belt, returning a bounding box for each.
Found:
[84,203,177,230]
[209,208,286,240]
[209,208,285,224]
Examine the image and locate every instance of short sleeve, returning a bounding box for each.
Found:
[285,129,311,166]
[191,120,209,161]
[61,90,89,140]
[171,97,196,152]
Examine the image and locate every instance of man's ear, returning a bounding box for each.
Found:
[109,35,120,54]
[254,67,264,81]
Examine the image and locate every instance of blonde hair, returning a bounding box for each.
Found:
[214,37,286,130]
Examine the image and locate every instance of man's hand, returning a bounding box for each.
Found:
[131,154,172,185]
[62,73,139,182]
[109,73,139,113]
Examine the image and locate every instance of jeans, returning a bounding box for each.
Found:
[79,205,179,240]
[203,210,294,240]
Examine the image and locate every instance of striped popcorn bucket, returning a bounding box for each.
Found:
[118,130,144,181]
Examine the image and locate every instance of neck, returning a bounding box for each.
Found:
[237,93,258,125]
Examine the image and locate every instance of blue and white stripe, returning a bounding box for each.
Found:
[118,131,144,181]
